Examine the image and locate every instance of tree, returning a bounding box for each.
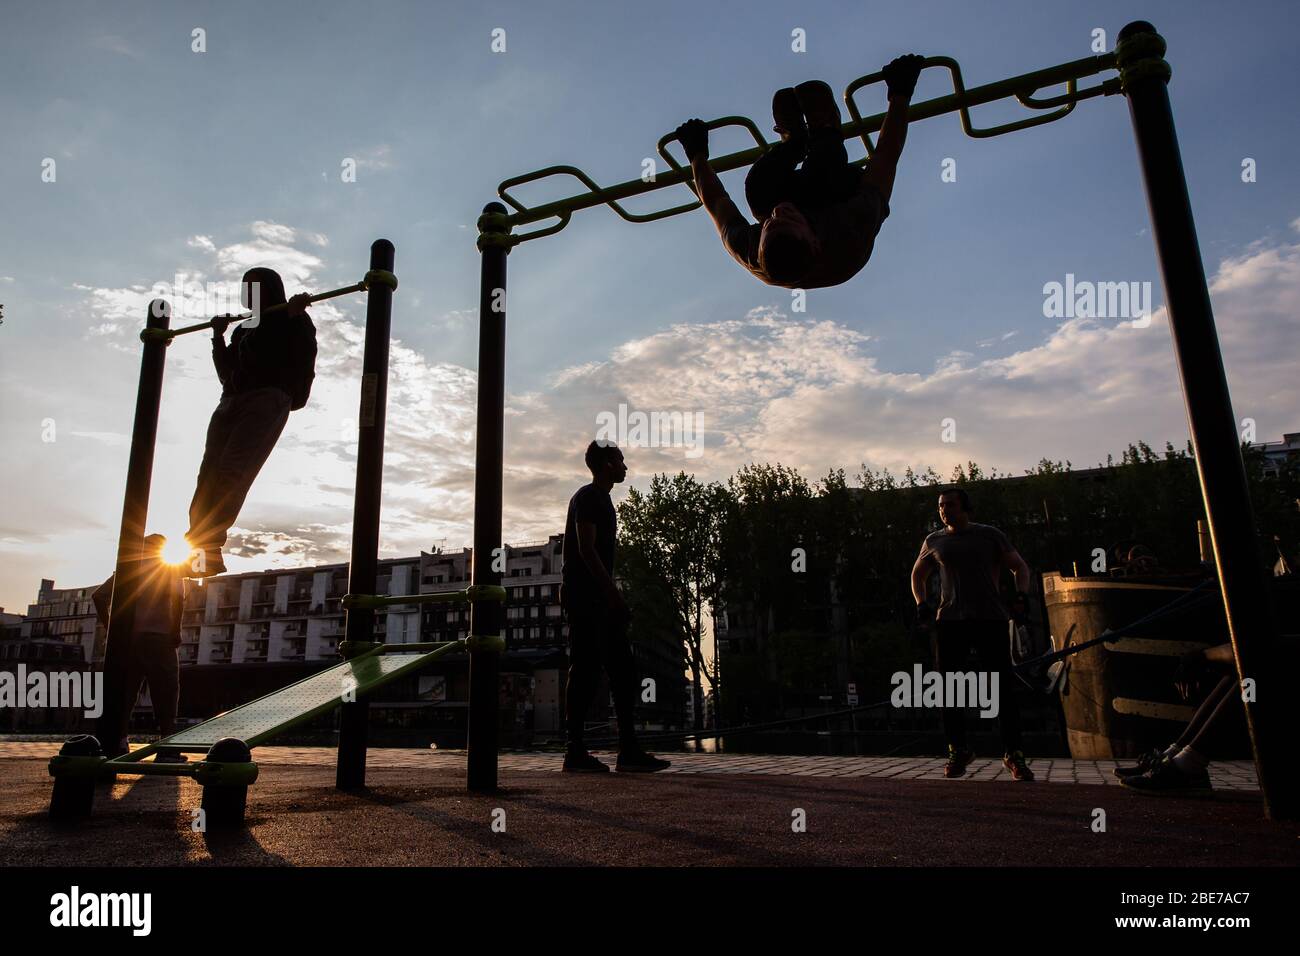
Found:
[618,473,732,730]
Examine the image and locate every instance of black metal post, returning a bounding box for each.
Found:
[1117,21,1295,819]
[336,239,395,791]
[97,300,171,754]
[468,203,509,792]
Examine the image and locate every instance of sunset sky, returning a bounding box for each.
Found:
[2,0,1298,612]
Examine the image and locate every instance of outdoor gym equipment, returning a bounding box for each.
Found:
[477,21,1292,817]
[140,273,395,343]
[51,20,1295,824]
[48,241,424,824]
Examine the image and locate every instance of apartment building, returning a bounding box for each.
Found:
[17,579,102,664]
[3,534,688,737]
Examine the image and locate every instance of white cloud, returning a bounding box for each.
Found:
[91,35,140,58]
[10,226,1300,603]
[354,144,394,172]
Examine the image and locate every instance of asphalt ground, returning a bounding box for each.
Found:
[3,747,1296,867]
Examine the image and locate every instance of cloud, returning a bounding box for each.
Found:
[353,144,394,172]
[17,225,1300,600]
[91,35,140,58]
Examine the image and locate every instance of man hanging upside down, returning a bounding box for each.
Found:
[675,54,924,289]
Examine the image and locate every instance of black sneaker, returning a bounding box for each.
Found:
[561,750,609,773]
[771,87,808,142]
[944,747,975,779]
[1120,759,1212,797]
[1003,750,1036,782]
[615,750,671,773]
[1113,748,1166,779]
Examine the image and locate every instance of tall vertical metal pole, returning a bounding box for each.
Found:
[468,203,510,792]
[337,239,395,791]
[1117,21,1295,819]
[97,300,171,754]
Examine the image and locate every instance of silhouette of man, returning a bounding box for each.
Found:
[93,534,186,759]
[560,441,669,773]
[676,54,924,288]
[186,268,316,575]
[910,488,1036,781]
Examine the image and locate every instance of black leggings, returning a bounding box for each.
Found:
[933,619,1023,753]
[744,127,861,220]
[564,603,638,749]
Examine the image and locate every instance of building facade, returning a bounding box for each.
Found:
[2,539,688,739]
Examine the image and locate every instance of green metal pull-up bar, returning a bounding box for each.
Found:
[480,50,1122,248]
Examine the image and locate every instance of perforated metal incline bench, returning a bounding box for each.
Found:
[47,640,462,825]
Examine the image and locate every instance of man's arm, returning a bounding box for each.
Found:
[576,521,624,611]
[92,575,113,627]
[910,553,934,605]
[676,119,749,240]
[1002,549,1032,595]
[211,318,235,385]
[862,54,925,201]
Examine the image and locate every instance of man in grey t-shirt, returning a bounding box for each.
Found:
[910,488,1036,780]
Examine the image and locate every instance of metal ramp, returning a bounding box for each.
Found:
[127,641,462,760]
[48,640,463,822]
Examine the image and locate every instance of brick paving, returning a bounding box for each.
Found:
[0,741,1261,791]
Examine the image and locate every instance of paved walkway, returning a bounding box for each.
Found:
[0,741,1260,790]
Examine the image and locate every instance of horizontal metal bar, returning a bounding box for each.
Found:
[342,585,507,609]
[495,50,1118,237]
[103,757,201,778]
[381,641,460,653]
[144,278,375,342]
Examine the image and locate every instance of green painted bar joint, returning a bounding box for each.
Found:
[464,634,506,653]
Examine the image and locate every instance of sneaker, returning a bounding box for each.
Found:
[188,548,226,578]
[153,751,189,764]
[944,747,975,778]
[794,80,841,130]
[771,87,807,142]
[1113,748,1166,779]
[1003,750,1036,781]
[1120,758,1212,797]
[615,750,671,773]
[561,750,609,773]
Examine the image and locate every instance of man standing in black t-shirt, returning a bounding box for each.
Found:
[560,441,669,773]
[910,488,1036,781]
